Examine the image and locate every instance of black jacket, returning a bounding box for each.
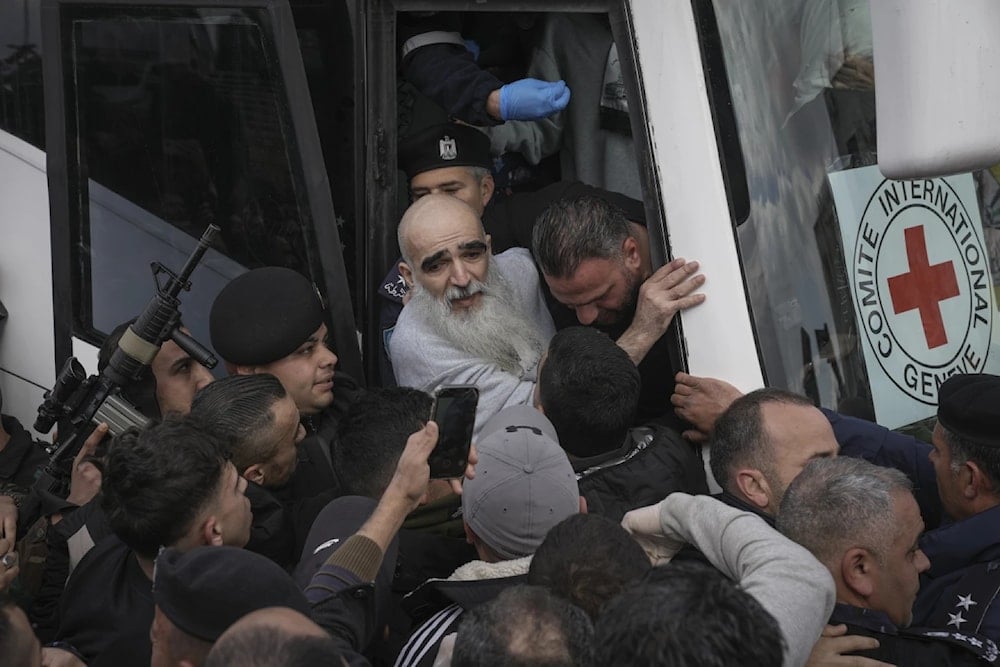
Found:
[279,370,364,555]
[573,424,708,522]
[830,603,997,665]
[398,573,526,667]
[53,536,153,665]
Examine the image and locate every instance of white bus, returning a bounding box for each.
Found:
[1,0,998,439]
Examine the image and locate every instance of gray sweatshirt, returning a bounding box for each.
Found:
[658,494,836,667]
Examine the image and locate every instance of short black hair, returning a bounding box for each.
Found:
[593,561,784,666]
[334,387,432,498]
[205,627,342,667]
[190,374,288,474]
[527,513,650,619]
[532,195,633,279]
[538,327,639,457]
[943,427,1000,492]
[453,586,593,667]
[709,388,814,492]
[101,415,230,559]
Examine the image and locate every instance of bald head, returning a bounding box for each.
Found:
[205,608,338,667]
[229,607,327,639]
[398,194,486,266]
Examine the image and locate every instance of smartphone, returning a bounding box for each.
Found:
[428,385,479,479]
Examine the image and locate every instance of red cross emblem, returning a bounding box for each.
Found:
[887,225,960,349]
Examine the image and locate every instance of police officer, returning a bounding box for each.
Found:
[210,267,363,549]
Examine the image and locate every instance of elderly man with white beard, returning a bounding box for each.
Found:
[390,194,555,435]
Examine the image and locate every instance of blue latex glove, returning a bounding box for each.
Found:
[498,78,571,121]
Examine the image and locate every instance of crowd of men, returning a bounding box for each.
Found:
[0,120,998,667]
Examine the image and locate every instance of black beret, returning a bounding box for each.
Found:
[399,122,492,181]
[210,267,324,366]
[154,546,310,642]
[937,373,1000,448]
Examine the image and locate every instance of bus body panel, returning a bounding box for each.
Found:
[630,0,764,392]
[0,131,54,428]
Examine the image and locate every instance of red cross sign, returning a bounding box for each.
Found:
[887,225,960,349]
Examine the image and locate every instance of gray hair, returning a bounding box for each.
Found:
[532,196,632,279]
[466,166,490,183]
[777,457,913,567]
[189,373,288,473]
[709,388,814,492]
[943,427,1000,493]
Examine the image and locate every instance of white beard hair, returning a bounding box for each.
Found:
[410,261,545,376]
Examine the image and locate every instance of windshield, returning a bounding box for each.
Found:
[712,0,1000,429]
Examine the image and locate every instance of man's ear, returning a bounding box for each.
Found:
[243,464,265,487]
[734,468,772,511]
[399,261,414,288]
[622,236,642,272]
[579,495,588,515]
[841,546,876,598]
[480,174,495,208]
[233,363,257,377]
[200,515,225,547]
[964,460,990,499]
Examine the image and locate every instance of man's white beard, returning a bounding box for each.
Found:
[410,262,545,376]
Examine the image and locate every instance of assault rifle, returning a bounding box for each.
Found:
[24,224,220,523]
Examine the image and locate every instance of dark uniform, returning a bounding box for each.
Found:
[398,14,506,128]
[830,603,997,665]
[912,374,1000,643]
[915,504,1000,643]
[210,267,367,560]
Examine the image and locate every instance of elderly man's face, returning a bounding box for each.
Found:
[401,204,492,312]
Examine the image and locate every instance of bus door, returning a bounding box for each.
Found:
[363,0,709,392]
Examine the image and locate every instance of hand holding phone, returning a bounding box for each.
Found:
[428,385,479,479]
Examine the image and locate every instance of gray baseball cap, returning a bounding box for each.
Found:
[462,406,580,560]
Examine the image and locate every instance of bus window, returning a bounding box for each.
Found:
[43,2,360,378]
[0,0,44,149]
[708,0,1000,429]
